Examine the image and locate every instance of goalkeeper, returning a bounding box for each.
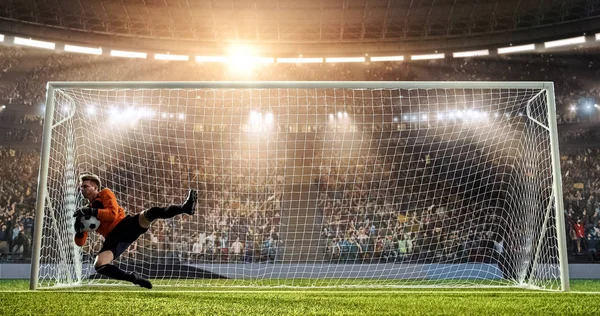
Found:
[73,173,197,289]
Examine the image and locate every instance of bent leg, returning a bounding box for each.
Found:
[94,250,136,282]
[139,190,198,228]
[139,206,183,227]
[95,250,152,289]
[138,210,153,229]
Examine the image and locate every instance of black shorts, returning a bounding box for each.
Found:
[99,214,148,259]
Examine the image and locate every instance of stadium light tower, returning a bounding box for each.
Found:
[226,44,273,74]
[265,112,274,123]
[228,45,254,69]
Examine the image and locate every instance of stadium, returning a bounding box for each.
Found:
[0,0,600,314]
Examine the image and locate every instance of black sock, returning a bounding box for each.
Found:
[96,264,136,283]
[143,205,184,222]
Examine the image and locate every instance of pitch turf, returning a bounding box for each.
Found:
[2,280,599,315]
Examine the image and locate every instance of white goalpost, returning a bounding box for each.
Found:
[30,81,569,290]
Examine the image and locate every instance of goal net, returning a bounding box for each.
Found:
[31,82,569,290]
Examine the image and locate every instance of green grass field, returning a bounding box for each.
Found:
[2,279,599,315]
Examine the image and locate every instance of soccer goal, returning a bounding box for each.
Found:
[31,82,569,291]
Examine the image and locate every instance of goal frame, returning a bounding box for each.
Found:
[30,81,570,291]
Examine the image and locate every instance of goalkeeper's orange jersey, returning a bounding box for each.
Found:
[74,188,126,247]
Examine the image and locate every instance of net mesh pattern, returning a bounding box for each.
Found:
[36,85,563,290]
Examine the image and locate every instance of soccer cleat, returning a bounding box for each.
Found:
[132,273,153,289]
[182,189,198,215]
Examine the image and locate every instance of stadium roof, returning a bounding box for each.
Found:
[0,0,599,54]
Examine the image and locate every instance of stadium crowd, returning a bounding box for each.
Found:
[315,126,517,265]
[0,148,37,261]
[0,44,599,265]
[74,127,284,265]
[560,148,600,260]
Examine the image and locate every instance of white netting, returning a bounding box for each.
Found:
[35,83,566,290]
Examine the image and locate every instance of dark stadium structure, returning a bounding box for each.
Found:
[0,0,599,55]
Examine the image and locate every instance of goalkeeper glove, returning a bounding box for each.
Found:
[73,207,98,218]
